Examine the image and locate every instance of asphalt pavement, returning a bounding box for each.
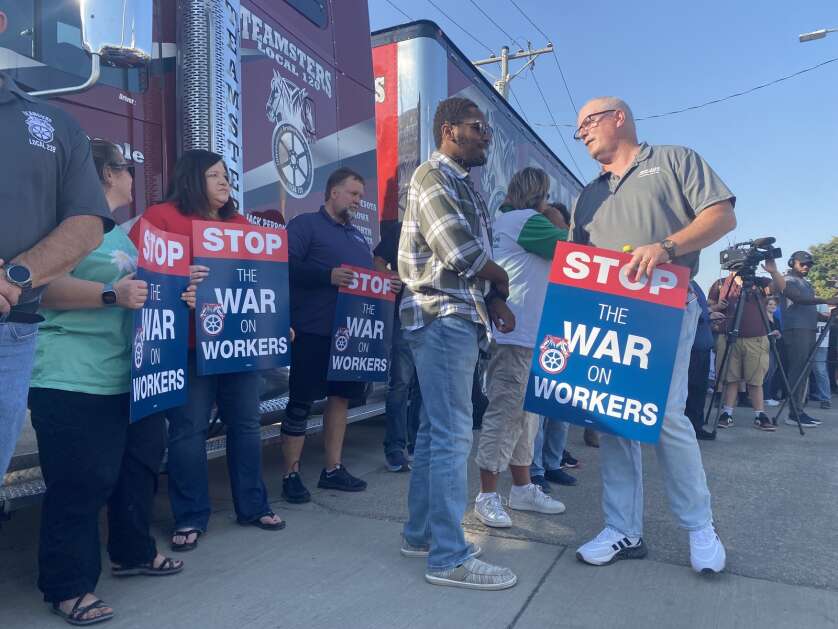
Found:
[1,396,836,628]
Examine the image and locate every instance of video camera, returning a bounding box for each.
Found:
[719,237,782,274]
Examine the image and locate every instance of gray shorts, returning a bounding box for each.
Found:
[475,343,539,473]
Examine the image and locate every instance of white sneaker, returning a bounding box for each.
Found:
[508,483,566,515]
[474,493,512,528]
[764,399,780,407]
[576,527,647,566]
[689,525,726,574]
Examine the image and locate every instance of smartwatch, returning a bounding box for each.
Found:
[660,239,677,263]
[3,263,32,290]
[101,283,118,306]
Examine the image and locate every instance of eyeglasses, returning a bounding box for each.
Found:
[573,109,617,140]
[459,120,493,138]
[798,261,813,268]
[109,162,135,176]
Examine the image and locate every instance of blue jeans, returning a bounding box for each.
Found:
[530,417,569,477]
[383,323,421,455]
[809,347,831,402]
[599,299,713,537]
[403,316,479,572]
[0,322,38,480]
[166,355,271,531]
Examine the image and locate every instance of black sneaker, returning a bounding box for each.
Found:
[282,472,311,504]
[560,450,579,469]
[318,464,368,492]
[753,413,776,432]
[786,413,821,427]
[530,475,551,494]
[716,412,734,429]
[385,450,410,473]
[695,428,716,440]
[544,468,577,486]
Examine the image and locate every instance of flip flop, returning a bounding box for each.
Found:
[238,511,286,531]
[170,529,202,552]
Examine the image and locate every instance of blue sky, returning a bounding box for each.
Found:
[368,0,838,293]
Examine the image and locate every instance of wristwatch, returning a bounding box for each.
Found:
[2,263,32,289]
[101,283,118,306]
[660,239,677,262]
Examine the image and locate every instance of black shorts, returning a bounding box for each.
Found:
[289,332,366,403]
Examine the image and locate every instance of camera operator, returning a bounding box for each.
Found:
[779,251,838,426]
[708,260,785,431]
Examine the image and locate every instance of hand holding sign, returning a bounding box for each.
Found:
[115,273,149,309]
[625,242,671,282]
[331,267,355,287]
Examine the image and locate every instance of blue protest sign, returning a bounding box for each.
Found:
[524,242,690,443]
[193,220,291,375]
[130,220,190,422]
[328,265,394,382]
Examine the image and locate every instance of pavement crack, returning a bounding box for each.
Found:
[507,545,566,629]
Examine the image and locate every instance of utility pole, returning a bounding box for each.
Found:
[472,43,554,100]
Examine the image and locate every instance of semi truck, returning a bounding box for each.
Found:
[0,1,582,515]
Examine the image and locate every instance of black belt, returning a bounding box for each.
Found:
[1,310,44,324]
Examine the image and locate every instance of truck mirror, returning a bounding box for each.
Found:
[79,0,153,68]
[30,0,152,97]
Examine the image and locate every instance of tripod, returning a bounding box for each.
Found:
[772,307,837,424]
[703,270,803,435]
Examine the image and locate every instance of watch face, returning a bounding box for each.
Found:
[6,265,31,284]
[102,290,118,305]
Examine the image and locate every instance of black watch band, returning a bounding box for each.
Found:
[660,239,677,262]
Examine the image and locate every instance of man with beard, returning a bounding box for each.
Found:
[282,168,400,501]
[398,97,517,590]
[780,251,838,426]
[571,96,736,574]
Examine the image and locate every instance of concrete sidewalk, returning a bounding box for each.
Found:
[1,399,837,628]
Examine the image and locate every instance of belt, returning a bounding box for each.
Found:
[1,310,44,324]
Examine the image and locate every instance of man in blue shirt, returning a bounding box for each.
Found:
[281,168,398,502]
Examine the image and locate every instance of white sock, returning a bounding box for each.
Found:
[722,406,734,415]
[509,484,531,498]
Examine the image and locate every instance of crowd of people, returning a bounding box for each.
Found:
[1,66,836,624]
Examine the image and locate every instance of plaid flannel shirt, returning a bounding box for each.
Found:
[397,151,493,344]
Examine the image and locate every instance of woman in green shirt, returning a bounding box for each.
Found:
[29,140,189,626]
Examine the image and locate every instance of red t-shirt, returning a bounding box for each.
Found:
[129,202,250,348]
[708,274,771,338]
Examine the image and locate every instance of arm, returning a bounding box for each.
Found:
[287,218,333,288]
[40,274,148,310]
[517,214,568,260]
[13,215,104,287]
[783,279,838,306]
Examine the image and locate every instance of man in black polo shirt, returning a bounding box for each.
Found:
[282,167,400,502]
[0,72,113,479]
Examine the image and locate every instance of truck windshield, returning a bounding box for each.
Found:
[0,1,145,93]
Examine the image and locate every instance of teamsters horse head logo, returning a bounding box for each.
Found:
[266,70,316,199]
[200,304,225,337]
[538,335,571,375]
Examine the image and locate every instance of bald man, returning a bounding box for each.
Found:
[570,97,736,574]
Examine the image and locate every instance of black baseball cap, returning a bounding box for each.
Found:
[790,250,815,265]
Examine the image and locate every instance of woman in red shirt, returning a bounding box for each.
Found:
[130,150,284,551]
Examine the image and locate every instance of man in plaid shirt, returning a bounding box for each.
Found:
[397,96,517,590]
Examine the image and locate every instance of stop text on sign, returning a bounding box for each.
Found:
[202,227,283,257]
[143,229,184,268]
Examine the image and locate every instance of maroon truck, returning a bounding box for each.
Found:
[0,3,581,515]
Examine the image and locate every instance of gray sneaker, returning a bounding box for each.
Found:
[400,537,482,560]
[426,557,517,590]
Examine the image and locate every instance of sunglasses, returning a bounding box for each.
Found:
[109,162,135,176]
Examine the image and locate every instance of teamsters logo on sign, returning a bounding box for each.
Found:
[524,242,690,443]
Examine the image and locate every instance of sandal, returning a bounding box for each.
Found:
[112,556,184,577]
[238,511,286,531]
[51,597,114,626]
[170,528,202,552]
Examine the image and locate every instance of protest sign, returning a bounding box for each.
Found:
[524,242,690,443]
[192,220,291,375]
[130,220,190,422]
[328,265,394,382]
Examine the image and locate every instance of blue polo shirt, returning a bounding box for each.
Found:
[287,206,374,336]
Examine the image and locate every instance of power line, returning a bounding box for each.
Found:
[383,0,412,21]
[509,85,531,124]
[530,68,587,183]
[508,0,578,115]
[533,56,838,128]
[424,0,494,55]
[467,0,528,50]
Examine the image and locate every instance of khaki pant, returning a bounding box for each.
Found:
[715,335,769,386]
[475,343,539,473]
